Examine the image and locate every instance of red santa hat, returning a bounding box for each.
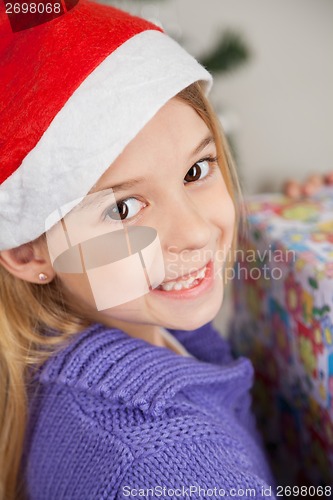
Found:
[0,0,212,251]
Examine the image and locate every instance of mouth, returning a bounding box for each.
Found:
[150,260,216,302]
[156,262,209,291]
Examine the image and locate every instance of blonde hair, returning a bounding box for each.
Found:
[0,81,243,500]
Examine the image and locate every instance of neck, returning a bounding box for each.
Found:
[97,314,167,349]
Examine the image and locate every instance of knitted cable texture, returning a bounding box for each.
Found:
[23,322,277,499]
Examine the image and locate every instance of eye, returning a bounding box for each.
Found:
[103,198,146,222]
[184,158,217,184]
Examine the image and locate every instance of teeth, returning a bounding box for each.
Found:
[197,268,206,279]
[158,266,207,292]
[162,282,174,291]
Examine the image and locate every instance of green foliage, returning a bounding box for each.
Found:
[199,30,251,75]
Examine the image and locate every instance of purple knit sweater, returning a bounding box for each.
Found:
[23,322,277,499]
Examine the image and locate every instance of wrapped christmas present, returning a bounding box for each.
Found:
[230,185,333,487]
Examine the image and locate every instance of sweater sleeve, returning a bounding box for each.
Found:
[25,385,137,500]
[115,438,277,500]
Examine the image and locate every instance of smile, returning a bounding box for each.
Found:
[151,259,215,300]
[156,265,208,291]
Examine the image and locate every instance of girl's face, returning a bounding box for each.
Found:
[51,97,235,334]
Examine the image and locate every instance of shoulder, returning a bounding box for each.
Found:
[33,322,253,417]
[25,377,275,499]
[24,323,271,497]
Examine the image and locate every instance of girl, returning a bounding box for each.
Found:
[0,1,278,498]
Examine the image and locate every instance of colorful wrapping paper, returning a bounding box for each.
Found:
[230,186,333,486]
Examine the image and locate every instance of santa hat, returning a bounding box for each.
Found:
[0,0,212,251]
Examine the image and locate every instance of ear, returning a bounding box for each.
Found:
[0,238,56,284]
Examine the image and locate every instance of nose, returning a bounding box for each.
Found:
[161,190,211,255]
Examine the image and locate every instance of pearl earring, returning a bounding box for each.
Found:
[38,272,48,282]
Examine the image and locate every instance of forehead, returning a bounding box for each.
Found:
[92,98,212,190]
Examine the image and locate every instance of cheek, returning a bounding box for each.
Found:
[57,269,148,318]
[209,183,236,273]
[209,178,236,237]
[57,272,97,307]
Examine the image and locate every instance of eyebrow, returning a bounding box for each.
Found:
[101,177,146,195]
[192,135,215,157]
[70,177,146,212]
[74,134,216,211]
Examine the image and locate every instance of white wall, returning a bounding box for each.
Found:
[110,0,333,195]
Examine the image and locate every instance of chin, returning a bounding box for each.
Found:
[167,290,224,331]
